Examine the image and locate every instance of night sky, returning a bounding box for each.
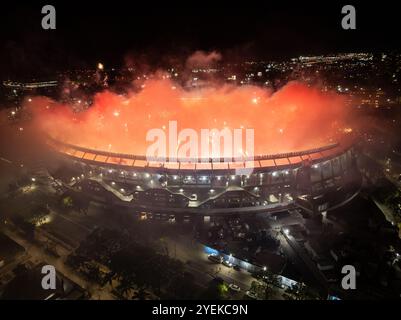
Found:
[1,1,400,77]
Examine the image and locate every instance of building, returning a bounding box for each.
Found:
[2,80,58,106]
[1,263,87,300]
[46,135,361,217]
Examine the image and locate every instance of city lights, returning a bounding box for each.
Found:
[1,3,399,302]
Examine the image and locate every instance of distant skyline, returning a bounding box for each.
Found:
[1,1,400,78]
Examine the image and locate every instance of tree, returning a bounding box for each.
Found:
[62,196,73,208]
[264,285,273,299]
[103,271,116,287]
[132,288,151,300]
[217,282,229,299]
[166,272,199,299]
[116,275,136,298]
[27,204,50,226]
[200,280,229,300]
[250,280,259,292]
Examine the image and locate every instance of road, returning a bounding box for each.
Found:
[163,234,254,290]
[1,227,115,299]
[256,214,329,292]
[2,179,286,299]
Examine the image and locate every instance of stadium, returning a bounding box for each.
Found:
[32,80,363,217]
[46,135,362,217]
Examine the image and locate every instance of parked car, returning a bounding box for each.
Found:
[229,284,241,292]
[222,260,233,268]
[245,290,258,300]
[208,254,223,263]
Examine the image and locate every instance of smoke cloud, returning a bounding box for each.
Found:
[185,50,222,69]
[25,76,351,157]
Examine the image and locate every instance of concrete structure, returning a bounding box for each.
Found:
[47,136,361,216]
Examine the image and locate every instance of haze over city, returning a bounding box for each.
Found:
[0,1,401,311]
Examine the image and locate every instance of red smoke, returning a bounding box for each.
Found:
[26,78,350,157]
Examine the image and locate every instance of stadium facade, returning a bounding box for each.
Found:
[47,137,362,216]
